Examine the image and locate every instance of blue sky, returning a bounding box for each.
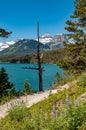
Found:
[0,0,74,41]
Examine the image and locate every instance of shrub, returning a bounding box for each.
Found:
[77,73,86,88]
[8,105,29,122]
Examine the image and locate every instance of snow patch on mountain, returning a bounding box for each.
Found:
[39,37,52,44]
[0,33,68,52]
[36,32,53,44]
[0,41,16,51]
[36,33,68,45]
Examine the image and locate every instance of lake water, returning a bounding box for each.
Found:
[0,63,63,91]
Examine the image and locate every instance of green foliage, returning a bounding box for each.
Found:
[54,71,64,86]
[23,80,32,94]
[0,48,66,64]
[77,73,86,87]
[48,103,86,130]
[0,28,12,38]
[42,48,66,64]
[0,72,86,129]
[0,54,31,63]
[0,103,86,130]
[0,67,14,99]
[56,59,72,71]
[0,67,20,104]
[57,0,86,75]
[65,0,86,43]
[8,105,29,122]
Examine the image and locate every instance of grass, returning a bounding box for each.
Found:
[0,72,86,130]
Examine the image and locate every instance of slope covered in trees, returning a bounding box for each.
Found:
[0,48,66,64]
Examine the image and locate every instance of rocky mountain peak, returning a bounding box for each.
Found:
[41,32,52,38]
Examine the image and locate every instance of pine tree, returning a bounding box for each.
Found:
[63,0,86,74]
[23,80,31,94]
[0,28,14,100]
[0,67,14,99]
[0,28,12,38]
[65,0,86,43]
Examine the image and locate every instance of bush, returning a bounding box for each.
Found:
[8,105,29,122]
[77,73,86,88]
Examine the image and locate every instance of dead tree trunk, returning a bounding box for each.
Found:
[37,22,43,91]
[22,22,43,91]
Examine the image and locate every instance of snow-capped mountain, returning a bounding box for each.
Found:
[37,33,68,49]
[36,32,52,44]
[0,33,68,52]
[0,39,49,57]
[53,33,68,43]
[0,40,17,51]
[39,37,52,44]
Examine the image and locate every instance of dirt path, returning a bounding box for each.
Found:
[0,84,69,119]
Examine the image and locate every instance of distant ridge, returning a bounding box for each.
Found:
[0,39,49,57]
[0,33,68,57]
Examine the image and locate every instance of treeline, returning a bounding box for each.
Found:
[0,48,66,64]
[42,48,66,64]
[0,54,32,63]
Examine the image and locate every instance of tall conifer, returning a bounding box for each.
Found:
[61,0,86,74]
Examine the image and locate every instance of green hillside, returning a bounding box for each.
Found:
[0,48,66,63]
[0,72,86,130]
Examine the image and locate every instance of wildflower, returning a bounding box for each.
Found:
[40,110,44,115]
[52,106,57,117]
[45,117,48,122]
[65,98,70,105]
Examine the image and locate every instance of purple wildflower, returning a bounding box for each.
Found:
[52,106,57,117]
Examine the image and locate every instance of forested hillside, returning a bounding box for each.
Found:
[0,48,66,63]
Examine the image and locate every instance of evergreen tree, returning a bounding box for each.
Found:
[23,80,31,94]
[65,0,86,43]
[60,0,86,74]
[0,28,15,101]
[55,72,62,83]
[0,67,14,99]
[0,28,12,38]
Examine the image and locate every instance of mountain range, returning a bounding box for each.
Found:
[0,39,49,57]
[0,33,68,57]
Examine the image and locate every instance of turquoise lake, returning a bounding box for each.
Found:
[0,63,63,91]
